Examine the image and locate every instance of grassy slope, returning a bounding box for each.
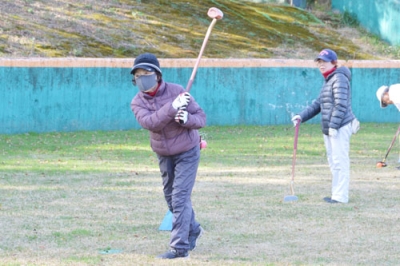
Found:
[0,0,397,59]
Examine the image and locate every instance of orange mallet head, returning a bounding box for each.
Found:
[376,161,387,168]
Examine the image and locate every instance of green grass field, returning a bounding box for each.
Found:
[1,123,400,265]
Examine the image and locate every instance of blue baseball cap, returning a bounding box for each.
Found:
[315,49,337,62]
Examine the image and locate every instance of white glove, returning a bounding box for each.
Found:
[329,128,338,138]
[291,115,302,127]
[175,107,188,124]
[172,92,190,110]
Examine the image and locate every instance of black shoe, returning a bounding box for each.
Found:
[189,226,204,251]
[323,197,339,204]
[156,249,189,259]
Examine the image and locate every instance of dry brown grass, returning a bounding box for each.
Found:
[2,164,400,265]
[1,124,400,265]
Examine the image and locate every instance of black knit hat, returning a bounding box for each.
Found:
[130,53,162,75]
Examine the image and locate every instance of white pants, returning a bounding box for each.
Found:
[323,123,352,203]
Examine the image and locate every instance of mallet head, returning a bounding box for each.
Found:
[283,195,298,202]
[208,7,223,20]
[376,161,387,168]
[200,140,207,149]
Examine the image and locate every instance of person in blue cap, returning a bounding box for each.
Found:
[291,48,357,204]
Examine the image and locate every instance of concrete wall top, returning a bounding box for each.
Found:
[1,58,400,68]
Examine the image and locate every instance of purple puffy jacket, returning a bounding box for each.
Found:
[131,80,206,156]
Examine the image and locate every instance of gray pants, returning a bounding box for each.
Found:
[157,145,201,251]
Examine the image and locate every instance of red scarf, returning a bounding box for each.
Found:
[322,66,337,79]
[145,83,160,97]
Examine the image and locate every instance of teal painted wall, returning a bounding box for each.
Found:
[192,67,322,125]
[1,61,400,134]
[332,0,400,45]
[1,67,136,133]
[351,66,400,122]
